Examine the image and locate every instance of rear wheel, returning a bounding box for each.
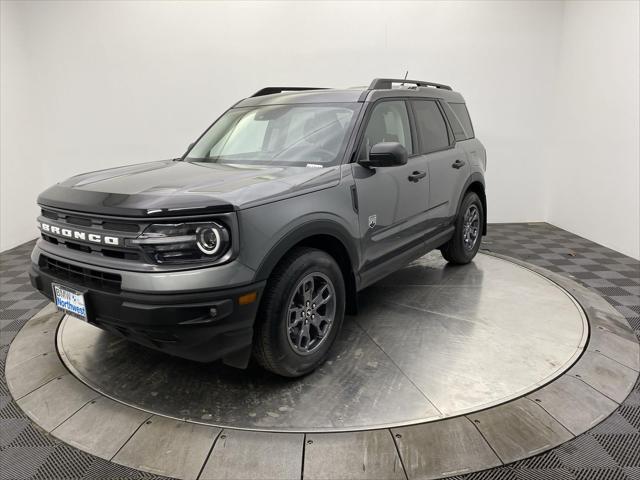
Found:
[441,192,483,265]
[253,247,345,377]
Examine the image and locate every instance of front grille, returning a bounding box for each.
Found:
[41,209,59,220]
[40,255,122,292]
[39,207,143,261]
[40,233,142,261]
[103,221,140,233]
[66,216,92,227]
[40,208,142,233]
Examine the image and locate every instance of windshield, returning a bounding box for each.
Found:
[185,103,360,167]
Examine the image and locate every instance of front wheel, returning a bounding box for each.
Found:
[253,247,345,377]
[441,192,484,265]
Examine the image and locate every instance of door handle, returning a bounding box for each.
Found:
[408,171,427,182]
[452,159,466,169]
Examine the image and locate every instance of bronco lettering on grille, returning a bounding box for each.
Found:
[39,222,120,246]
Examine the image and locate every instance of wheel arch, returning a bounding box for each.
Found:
[459,174,487,235]
[255,221,360,315]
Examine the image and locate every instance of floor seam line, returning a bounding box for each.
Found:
[109,413,154,462]
[196,427,222,480]
[465,415,505,465]
[380,298,482,328]
[388,428,409,480]
[352,317,444,417]
[14,371,70,401]
[567,374,624,405]
[522,396,575,437]
[588,348,640,373]
[561,372,624,406]
[50,393,102,433]
[383,297,588,350]
[5,348,57,370]
[300,433,306,480]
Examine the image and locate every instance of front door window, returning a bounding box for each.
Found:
[358,101,413,160]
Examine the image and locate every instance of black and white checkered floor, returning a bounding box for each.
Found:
[1,223,639,480]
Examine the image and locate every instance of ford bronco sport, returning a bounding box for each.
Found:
[30,78,487,377]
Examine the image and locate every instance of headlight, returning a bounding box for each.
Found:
[128,222,231,264]
[196,225,221,255]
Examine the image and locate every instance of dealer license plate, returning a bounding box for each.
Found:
[52,283,88,321]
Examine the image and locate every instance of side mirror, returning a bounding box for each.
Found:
[360,142,408,168]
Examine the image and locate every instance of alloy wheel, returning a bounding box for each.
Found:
[286,272,336,355]
[462,204,480,251]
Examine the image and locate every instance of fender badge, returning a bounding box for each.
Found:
[368,215,377,229]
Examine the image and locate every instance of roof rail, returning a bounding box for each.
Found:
[251,87,328,97]
[368,78,452,91]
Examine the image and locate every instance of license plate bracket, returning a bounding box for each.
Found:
[52,283,89,321]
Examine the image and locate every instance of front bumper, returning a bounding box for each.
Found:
[30,252,265,366]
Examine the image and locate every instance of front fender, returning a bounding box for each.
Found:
[236,181,361,284]
[253,217,360,283]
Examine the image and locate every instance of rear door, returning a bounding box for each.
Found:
[410,99,470,228]
[443,101,485,170]
[352,99,430,280]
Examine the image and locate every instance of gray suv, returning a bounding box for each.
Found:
[30,78,487,377]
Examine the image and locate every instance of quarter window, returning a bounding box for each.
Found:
[441,102,467,142]
[448,103,475,139]
[359,101,413,159]
[412,100,450,153]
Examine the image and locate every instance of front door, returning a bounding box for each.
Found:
[352,100,430,281]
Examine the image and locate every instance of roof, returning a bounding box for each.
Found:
[235,89,362,107]
[234,78,465,108]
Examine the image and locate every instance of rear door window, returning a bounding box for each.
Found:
[411,100,450,154]
[448,102,475,139]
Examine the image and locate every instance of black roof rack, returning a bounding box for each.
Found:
[368,78,452,91]
[251,87,328,97]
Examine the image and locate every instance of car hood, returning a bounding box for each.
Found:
[38,160,341,217]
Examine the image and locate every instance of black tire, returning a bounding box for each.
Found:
[441,192,484,265]
[253,247,346,377]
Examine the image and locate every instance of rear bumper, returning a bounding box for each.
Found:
[30,256,265,366]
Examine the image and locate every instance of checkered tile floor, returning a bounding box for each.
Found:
[1,224,639,480]
[0,241,168,480]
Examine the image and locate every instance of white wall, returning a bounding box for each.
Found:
[544,0,640,259]
[1,1,638,259]
[0,1,43,252]
[0,0,563,251]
